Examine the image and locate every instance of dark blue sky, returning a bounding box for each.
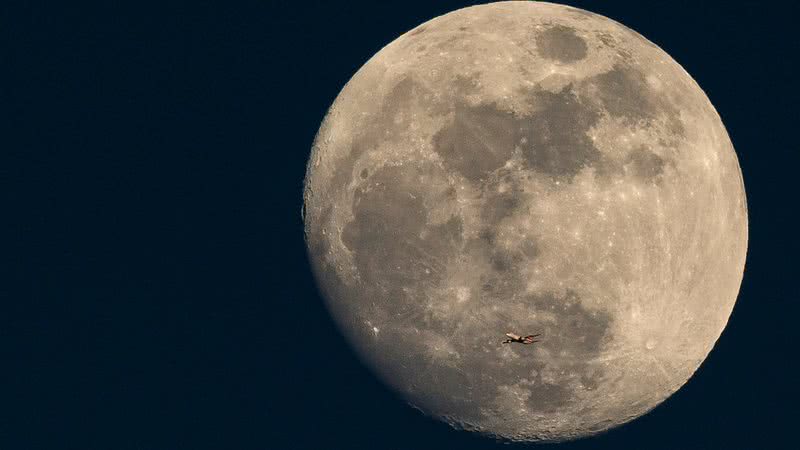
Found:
[6,0,797,449]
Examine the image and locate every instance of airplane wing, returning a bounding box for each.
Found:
[522,334,541,344]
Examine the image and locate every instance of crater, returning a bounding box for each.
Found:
[536,25,588,63]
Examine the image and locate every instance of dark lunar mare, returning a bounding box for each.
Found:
[536,25,589,63]
[432,75,677,186]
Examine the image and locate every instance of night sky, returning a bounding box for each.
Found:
[6,1,797,449]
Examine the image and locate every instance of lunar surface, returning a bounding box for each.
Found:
[303,1,747,442]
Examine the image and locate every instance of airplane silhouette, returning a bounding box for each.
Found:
[501,332,541,345]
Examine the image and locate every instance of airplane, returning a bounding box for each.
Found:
[502,332,541,345]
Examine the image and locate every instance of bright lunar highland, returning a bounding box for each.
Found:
[303,1,747,442]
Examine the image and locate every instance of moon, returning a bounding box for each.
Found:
[303,1,747,442]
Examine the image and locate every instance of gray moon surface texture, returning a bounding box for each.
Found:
[303,1,747,442]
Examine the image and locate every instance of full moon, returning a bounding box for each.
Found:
[303,1,747,442]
